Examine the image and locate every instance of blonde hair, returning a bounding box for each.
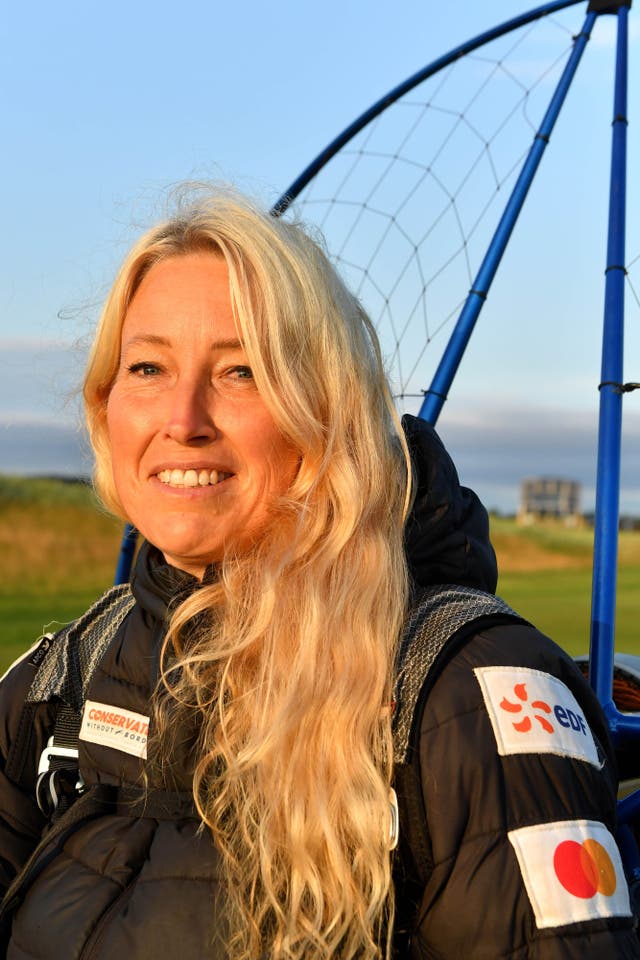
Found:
[84,187,410,960]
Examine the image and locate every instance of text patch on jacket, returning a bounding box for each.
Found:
[474,666,600,766]
[79,700,149,759]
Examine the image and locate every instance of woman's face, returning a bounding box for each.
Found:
[106,252,300,577]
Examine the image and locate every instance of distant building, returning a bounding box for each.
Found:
[519,477,581,522]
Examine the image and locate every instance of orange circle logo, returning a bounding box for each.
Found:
[553,839,617,898]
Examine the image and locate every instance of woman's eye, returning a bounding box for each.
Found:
[230,365,254,380]
[128,362,161,377]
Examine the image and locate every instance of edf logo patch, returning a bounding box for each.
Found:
[474,666,600,767]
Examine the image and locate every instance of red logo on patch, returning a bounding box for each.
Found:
[553,839,617,899]
[499,683,554,733]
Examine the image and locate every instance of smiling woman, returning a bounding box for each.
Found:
[0,187,637,960]
[5,188,411,960]
[105,254,299,575]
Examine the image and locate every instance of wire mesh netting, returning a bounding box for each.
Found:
[282,7,598,416]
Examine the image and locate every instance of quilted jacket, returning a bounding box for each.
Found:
[0,416,637,957]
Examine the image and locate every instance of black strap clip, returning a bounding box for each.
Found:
[35,737,85,817]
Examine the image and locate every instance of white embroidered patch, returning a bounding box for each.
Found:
[508,819,631,928]
[80,699,149,759]
[474,666,600,767]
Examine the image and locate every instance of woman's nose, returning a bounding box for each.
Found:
[164,379,217,445]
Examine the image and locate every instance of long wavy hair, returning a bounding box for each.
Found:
[84,187,411,960]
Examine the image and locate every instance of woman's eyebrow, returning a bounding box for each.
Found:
[210,338,244,351]
[121,335,244,351]
[122,333,170,349]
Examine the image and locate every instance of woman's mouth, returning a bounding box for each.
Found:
[156,468,233,488]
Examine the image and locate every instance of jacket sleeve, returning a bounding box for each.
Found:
[405,621,640,959]
[0,647,52,895]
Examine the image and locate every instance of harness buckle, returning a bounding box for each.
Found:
[36,736,85,816]
[37,737,79,776]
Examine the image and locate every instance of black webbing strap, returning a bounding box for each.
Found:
[51,703,82,752]
[5,584,135,805]
[113,786,197,820]
[35,704,84,821]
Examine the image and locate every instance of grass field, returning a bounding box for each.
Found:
[1,476,639,672]
[492,516,640,658]
[0,476,123,671]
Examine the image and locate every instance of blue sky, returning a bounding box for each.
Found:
[2,0,640,513]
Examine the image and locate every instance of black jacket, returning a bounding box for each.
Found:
[0,545,227,959]
[0,416,637,958]
[399,415,639,957]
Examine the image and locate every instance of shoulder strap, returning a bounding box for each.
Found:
[392,584,522,763]
[5,584,135,792]
[27,584,135,709]
[391,585,526,954]
[0,586,199,937]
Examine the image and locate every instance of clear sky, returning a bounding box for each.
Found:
[2,0,639,513]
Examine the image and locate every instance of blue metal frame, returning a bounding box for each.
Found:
[589,2,630,717]
[587,9,640,861]
[114,522,137,586]
[415,2,640,846]
[418,8,597,422]
[272,0,585,216]
[274,1,640,853]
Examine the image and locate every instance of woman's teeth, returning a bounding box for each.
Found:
[157,469,230,487]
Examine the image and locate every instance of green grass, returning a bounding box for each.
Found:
[1,477,639,674]
[492,515,640,657]
[0,475,123,672]
[0,474,96,508]
[498,566,640,658]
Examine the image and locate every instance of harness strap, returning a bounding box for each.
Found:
[35,704,85,819]
[392,585,521,763]
[51,703,82,750]
[391,585,526,955]
[27,584,135,711]
[5,585,136,819]
[113,785,197,820]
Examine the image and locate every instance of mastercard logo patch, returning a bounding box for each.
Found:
[553,838,617,898]
[508,819,631,929]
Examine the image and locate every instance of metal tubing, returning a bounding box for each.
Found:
[603,701,640,742]
[114,523,138,585]
[589,4,629,709]
[272,0,585,217]
[419,10,597,424]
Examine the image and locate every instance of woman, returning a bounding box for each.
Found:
[0,189,637,959]
[1,190,408,960]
